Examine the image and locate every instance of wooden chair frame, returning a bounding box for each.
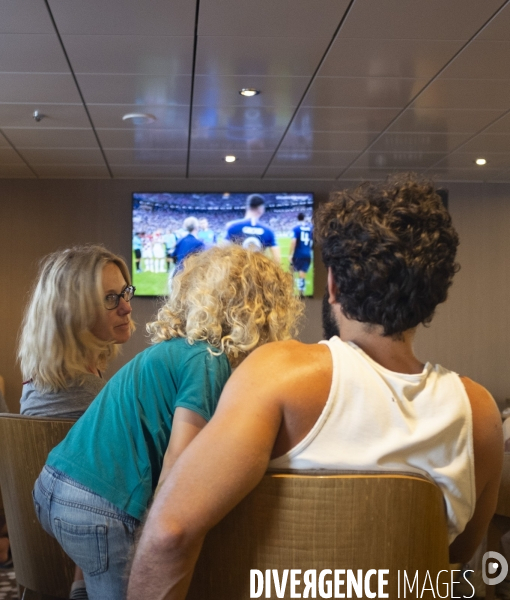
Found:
[187,471,450,600]
[0,413,76,600]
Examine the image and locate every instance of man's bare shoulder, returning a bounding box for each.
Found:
[226,340,331,407]
[461,376,495,400]
[460,376,501,435]
[460,376,503,493]
[243,339,331,378]
[250,338,329,356]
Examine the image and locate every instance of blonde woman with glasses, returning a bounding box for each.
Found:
[33,245,303,600]
[18,245,135,600]
[19,245,135,419]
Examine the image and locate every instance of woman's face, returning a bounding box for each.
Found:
[90,262,133,344]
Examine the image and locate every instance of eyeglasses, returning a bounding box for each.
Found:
[104,285,136,310]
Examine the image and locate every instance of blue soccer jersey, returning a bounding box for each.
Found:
[173,234,205,265]
[225,218,276,249]
[293,224,313,258]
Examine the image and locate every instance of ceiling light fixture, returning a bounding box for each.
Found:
[122,113,157,123]
[475,158,487,166]
[224,155,236,163]
[239,88,260,97]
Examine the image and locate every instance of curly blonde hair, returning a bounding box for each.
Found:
[19,245,135,391]
[147,246,304,367]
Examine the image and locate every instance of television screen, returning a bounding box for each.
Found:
[132,192,314,297]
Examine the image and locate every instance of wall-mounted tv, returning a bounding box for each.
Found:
[132,192,314,297]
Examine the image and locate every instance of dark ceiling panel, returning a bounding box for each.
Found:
[412,79,510,110]
[195,36,330,78]
[319,39,463,79]
[289,107,401,132]
[48,0,196,36]
[88,105,191,130]
[96,128,189,151]
[190,128,284,152]
[76,74,192,106]
[0,0,55,34]
[386,108,504,134]
[198,0,351,38]
[193,75,310,108]
[303,77,428,109]
[338,0,507,40]
[0,34,69,72]
[0,0,509,180]
[62,35,194,76]
[0,73,82,103]
[0,104,90,129]
[192,105,292,131]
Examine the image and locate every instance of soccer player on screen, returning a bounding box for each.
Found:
[132,233,143,273]
[197,218,216,248]
[225,194,281,263]
[289,212,313,296]
[163,228,177,273]
[171,217,205,269]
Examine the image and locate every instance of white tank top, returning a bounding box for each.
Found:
[269,336,476,542]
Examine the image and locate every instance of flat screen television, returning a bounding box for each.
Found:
[132,192,314,297]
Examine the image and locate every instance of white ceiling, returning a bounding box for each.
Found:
[2,0,510,181]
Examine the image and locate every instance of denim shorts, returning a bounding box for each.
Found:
[33,465,140,600]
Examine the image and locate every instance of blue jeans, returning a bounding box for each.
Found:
[33,465,140,600]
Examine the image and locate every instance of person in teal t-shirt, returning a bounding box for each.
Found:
[33,245,303,600]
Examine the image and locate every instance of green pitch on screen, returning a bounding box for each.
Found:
[132,265,170,297]
[133,238,314,298]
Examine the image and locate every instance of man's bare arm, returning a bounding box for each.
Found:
[449,377,503,563]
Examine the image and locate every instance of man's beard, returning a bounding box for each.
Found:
[322,288,340,340]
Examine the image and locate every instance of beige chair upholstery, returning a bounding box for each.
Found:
[485,453,510,600]
[187,471,450,600]
[0,414,76,599]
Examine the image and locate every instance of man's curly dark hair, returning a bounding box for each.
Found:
[316,173,460,337]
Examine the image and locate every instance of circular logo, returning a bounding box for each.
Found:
[482,551,508,586]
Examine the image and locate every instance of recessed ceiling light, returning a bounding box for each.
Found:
[122,113,156,123]
[224,155,236,163]
[239,88,260,97]
[475,158,487,166]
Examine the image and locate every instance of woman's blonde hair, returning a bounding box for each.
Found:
[18,245,134,391]
[147,245,304,367]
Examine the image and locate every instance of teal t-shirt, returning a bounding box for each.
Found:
[47,338,231,520]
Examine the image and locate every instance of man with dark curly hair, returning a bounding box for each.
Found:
[128,175,503,600]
